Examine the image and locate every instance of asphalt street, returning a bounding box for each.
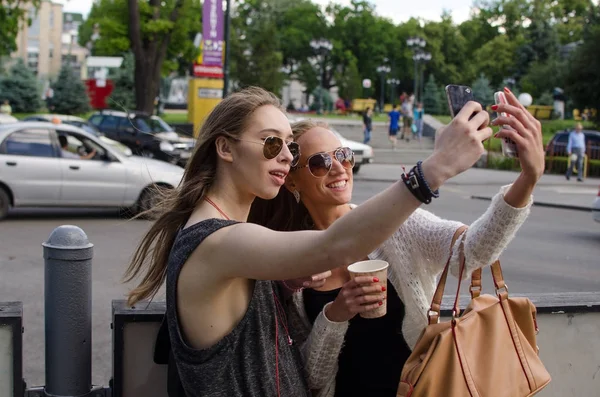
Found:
[1,172,598,387]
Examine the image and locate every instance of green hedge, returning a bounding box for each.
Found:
[433,116,596,151]
[484,154,600,177]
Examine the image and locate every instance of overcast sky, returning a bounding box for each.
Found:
[56,0,475,24]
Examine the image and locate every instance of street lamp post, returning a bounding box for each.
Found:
[222,0,232,98]
[406,36,426,99]
[376,63,391,113]
[387,78,400,105]
[310,39,333,115]
[416,52,431,102]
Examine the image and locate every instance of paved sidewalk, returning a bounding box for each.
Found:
[354,164,598,211]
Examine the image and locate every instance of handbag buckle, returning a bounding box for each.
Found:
[495,284,508,295]
[428,310,440,323]
[469,285,481,294]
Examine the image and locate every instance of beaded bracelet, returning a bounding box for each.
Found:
[401,163,439,204]
[416,160,440,199]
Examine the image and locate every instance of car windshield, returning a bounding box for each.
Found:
[134,116,173,134]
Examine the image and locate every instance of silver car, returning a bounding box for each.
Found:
[0,122,184,220]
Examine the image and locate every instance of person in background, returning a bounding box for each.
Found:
[413,102,424,144]
[363,107,373,144]
[0,100,12,115]
[565,122,586,182]
[58,135,96,160]
[388,104,401,150]
[401,95,413,142]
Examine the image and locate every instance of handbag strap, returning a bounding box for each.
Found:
[428,225,510,324]
[468,260,508,299]
[428,225,468,325]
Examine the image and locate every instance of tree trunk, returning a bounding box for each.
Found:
[128,0,184,114]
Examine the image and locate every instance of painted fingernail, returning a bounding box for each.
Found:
[504,87,512,93]
[379,301,383,306]
[491,105,498,110]
[373,277,379,283]
[381,286,386,292]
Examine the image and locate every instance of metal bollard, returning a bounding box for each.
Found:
[42,225,93,397]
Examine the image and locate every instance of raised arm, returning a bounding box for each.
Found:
[202,102,492,282]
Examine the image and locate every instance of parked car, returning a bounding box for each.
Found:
[0,114,18,124]
[88,110,195,167]
[0,122,184,220]
[287,115,374,173]
[545,129,600,160]
[593,186,600,223]
[21,114,133,156]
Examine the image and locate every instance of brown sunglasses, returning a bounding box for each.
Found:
[233,136,300,167]
[294,147,355,177]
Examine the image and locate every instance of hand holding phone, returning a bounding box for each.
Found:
[494,91,519,158]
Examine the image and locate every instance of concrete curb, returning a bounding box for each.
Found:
[470,195,592,212]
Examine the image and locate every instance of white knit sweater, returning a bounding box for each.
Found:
[286,185,533,397]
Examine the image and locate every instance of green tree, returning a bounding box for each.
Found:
[472,73,494,107]
[520,56,567,100]
[48,65,91,115]
[0,1,41,57]
[335,55,362,101]
[0,59,42,113]
[230,0,284,93]
[536,92,554,106]
[422,75,442,115]
[423,13,475,87]
[564,5,600,123]
[79,0,202,113]
[107,52,136,110]
[438,85,451,116]
[472,35,519,88]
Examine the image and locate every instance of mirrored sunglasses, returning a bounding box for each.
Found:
[295,147,355,177]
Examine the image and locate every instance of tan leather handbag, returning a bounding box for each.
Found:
[397,226,551,397]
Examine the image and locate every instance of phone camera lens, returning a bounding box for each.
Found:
[465,88,471,93]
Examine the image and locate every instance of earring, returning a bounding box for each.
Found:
[293,190,300,203]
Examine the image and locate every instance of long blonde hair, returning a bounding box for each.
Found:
[123,87,283,307]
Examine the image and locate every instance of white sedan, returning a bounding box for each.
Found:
[0,122,184,220]
[593,186,600,223]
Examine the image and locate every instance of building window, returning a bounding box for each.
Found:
[27,50,39,73]
[29,7,40,36]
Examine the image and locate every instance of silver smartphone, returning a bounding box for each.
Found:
[494,91,518,158]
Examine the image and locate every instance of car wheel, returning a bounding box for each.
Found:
[0,188,10,221]
[352,165,361,174]
[140,150,155,158]
[137,186,168,218]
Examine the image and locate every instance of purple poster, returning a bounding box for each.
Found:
[202,0,224,67]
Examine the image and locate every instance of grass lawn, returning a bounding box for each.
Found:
[161,112,189,124]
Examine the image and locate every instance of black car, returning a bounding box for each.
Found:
[546,129,600,160]
[88,110,195,166]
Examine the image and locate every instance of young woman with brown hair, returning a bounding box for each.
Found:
[123,86,493,396]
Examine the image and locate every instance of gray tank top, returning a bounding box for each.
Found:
[166,218,310,397]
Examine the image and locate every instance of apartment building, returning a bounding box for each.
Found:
[12,1,88,82]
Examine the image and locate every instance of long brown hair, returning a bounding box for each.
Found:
[124,86,283,307]
[248,119,329,231]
